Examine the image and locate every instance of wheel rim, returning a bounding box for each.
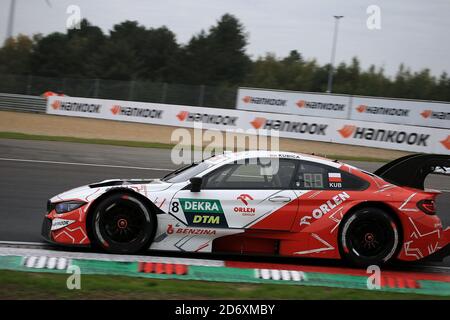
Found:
[100,201,146,244]
[347,216,393,259]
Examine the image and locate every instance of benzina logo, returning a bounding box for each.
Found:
[250,117,327,135]
[176,111,237,126]
[296,100,345,111]
[52,100,101,113]
[356,104,409,117]
[110,105,163,119]
[421,109,450,120]
[242,95,287,106]
[166,224,216,235]
[337,125,429,146]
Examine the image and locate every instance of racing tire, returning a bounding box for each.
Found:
[90,193,156,254]
[339,207,400,267]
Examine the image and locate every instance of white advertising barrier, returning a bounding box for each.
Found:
[46,96,450,155]
[350,96,450,129]
[236,88,350,119]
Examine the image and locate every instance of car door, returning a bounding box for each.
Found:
[170,157,300,231]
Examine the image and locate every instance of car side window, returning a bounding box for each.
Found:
[202,158,297,189]
[293,161,368,190]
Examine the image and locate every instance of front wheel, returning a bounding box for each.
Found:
[91,193,156,254]
[339,207,400,267]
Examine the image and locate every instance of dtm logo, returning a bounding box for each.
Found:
[178,198,228,227]
[300,192,350,226]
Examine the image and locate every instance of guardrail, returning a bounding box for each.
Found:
[0,93,46,113]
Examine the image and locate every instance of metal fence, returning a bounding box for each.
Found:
[0,74,237,109]
[0,93,46,113]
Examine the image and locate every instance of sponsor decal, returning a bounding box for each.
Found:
[237,194,253,206]
[300,192,350,225]
[234,194,256,216]
[110,105,163,118]
[51,100,101,113]
[179,198,228,227]
[166,224,216,235]
[337,125,429,146]
[51,218,75,231]
[356,105,410,117]
[421,110,450,120]
[441,136,450,150]
[328,173,342,188]
[242,95,287,106]
[328,173,342,183]
[250,117,327,135]
[176,111,237,126]
[297,100,345,111]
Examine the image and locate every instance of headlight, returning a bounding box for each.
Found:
[54,201,86,214]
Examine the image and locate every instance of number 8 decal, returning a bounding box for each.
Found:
[171,200,179,213]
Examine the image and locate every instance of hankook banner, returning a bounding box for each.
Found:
[47,95,450,155]
[237,87,450,129]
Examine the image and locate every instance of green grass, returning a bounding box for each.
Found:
[0,270,446,300]
[0,131,389,162]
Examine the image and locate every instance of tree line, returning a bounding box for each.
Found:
[0,14,449,102]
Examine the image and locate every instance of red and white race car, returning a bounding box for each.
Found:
[41,151,450,266]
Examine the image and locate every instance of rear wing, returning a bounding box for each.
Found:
[373,154,449,190]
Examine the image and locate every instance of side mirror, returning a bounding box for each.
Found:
[189,177,203,192]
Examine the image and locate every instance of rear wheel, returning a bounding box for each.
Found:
[91,193,155,254]
[339,207,399,267]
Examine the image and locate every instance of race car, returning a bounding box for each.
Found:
[41,151,450,267]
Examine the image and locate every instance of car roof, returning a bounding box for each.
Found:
[207,150,342,168]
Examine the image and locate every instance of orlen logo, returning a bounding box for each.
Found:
[242,96,287,106]
[234,194,255,215]
[249,117,327,135]
[300,192,350,226]
[237,194,253,206]
[110,105,163,118]
[337,125,429,146]
[176,111,237,126]
[356,105,367,113]
[296,100,345,111]
[421,109,450,120]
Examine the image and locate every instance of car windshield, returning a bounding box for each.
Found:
[161,161,215,183]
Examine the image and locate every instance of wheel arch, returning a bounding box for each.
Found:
[85,187,161,245]
[339,201,404,258]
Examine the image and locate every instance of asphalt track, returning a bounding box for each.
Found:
[0,138,449,269]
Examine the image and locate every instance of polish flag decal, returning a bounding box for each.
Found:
[328,173,342,183]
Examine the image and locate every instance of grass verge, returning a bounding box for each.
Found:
[0,132,388,162]
[0,270,446,300]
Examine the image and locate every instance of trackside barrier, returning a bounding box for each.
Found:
[0,255,449,296]
[236,87,450,129]
[46,95,450,154]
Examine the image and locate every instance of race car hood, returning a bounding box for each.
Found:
[49,179,172,203]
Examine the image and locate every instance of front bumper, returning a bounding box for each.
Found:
[41,217,52,242]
